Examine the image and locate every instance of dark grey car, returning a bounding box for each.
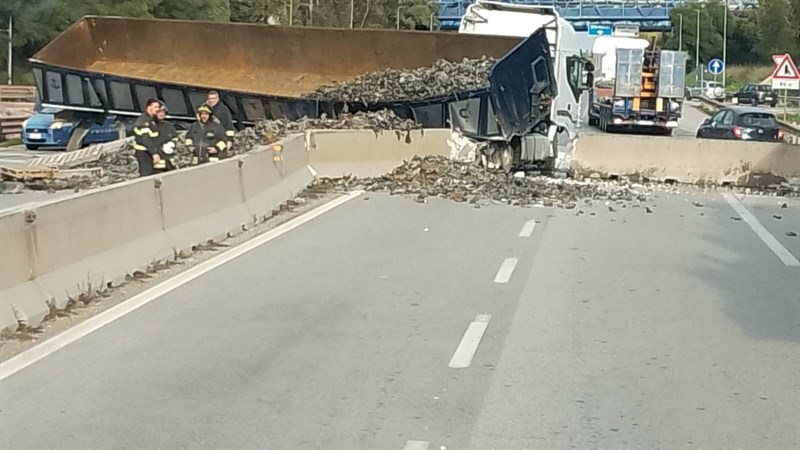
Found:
[696,106,785,142]
[731,84,778,107]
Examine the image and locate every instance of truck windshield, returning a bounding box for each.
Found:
[739,113,778,127]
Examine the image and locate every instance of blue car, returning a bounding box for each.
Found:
[22,107,121,151]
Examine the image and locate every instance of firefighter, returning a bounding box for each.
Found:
[153,101,179,173]
[132,98,162,177]
[206,90,236,151]
[185,103,227,166]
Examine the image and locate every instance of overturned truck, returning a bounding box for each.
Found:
[30,16,568,169]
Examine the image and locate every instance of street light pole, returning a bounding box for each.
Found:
[695,8,700,76]
[350,0,354,28]
[678,13,683,52]
[396,5,404,29]
[2,16,11,85]
[722,0,728,87]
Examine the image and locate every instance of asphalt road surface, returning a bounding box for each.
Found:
[1,190,798,449]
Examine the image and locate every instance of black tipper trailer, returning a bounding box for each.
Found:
[29,16,556,143]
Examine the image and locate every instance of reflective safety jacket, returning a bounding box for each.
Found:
[185,120,226,161]
[132,112,160,155]
[153,119,179,170]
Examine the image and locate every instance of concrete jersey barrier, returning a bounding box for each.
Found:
[7,125,794,333]
[572,134,800,186]
[0,130,454,333]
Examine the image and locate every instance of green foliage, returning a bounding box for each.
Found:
[154,0,230,21]
[662,0,799,71]
[0,0,795,86]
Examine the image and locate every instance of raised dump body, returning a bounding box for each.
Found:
[30,16,551,136]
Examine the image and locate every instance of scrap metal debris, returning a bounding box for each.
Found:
[241,109,420,146]
[307,57,496,104]
[307,154,658,208]
[22,109,419,190]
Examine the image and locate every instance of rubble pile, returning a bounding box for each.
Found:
[307,57,496,104]
[49,109,422,188]
[309,155,653,208]
[247,109,421,145]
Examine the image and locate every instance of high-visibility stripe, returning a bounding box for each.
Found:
[185,139,193,145]
[134,127,158,137]
[215,140,226,151]
[209,157,219,162]
[225,130,235,137]
[133,143,147,151]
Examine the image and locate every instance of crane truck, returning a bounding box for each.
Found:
[587,26,688,135]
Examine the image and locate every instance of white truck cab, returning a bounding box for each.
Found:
[458,0,591,168]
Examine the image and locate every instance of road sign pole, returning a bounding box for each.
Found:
[785,89,788,121]
[722,0,727,87]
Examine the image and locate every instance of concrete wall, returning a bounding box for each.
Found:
[307,129,452,178]
[0,129,452,334]
[572,134,800,185]
[6,126,793,333]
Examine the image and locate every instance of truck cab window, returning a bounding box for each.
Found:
[566,56,584,101]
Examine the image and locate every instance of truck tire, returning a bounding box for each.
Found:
[25,144,39,150]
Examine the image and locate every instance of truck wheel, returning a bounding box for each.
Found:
[25,144,39,150]
[589,116,598,127]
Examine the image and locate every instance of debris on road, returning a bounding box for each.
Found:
[772,214,783,220]
[309,155,660,208]
[786,231,798,237]
[307,57,496,104]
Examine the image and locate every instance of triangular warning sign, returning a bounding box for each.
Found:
[772,54,799,80]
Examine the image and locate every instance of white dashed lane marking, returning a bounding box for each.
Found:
[448,314,491,369]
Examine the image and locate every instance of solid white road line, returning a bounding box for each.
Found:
[725,194,800,267]
[0,190,364,381]
[518,220,537,237]
[448,314,491,369]
[493,257,519,283]
[404,440,430,450]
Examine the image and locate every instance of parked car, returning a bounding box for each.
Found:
[22,107,122,151]
[696,106,785,142]
[731,83,778,107]
[686,81,725,100]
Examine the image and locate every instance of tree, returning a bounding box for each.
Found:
[153,0,230,21]
[757,0,799,61]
